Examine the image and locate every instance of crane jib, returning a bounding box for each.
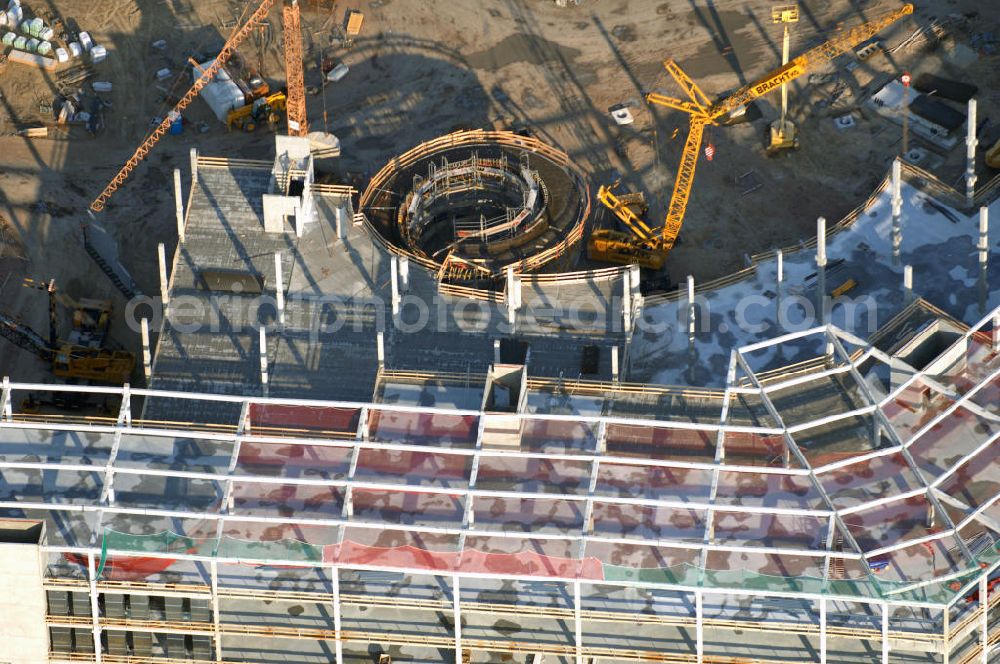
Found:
[751,62,807,98]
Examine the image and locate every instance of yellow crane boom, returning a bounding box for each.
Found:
[89,0,279,212]
[591,3,913,270]
[282,0,308,136]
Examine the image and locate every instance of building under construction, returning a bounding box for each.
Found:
[0,126,996,664]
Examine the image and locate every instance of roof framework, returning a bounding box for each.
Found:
[1,307,998,615]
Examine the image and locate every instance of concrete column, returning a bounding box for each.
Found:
[400,257,410,291]
[335,208,345,241]
[157,242,170,311]
[174,168,185,243]
[611,345,619,383]
[904,264,913,304]
[189,147,199,184]
[629,264,641,298]
[967,99,978,208]
[891,159,903,265]
[140,318,152,381]
[377,331,385,368]
[979,207,989,314]
[943,609,950,664]
[993,311,1000,352]
[275,252,285,328]
[390,255,400,317]
[816,217,827,323]
[493,340,501,365]
[259,326,269,398]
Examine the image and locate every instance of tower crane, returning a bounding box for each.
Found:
[588,3,913,271]
[89,0,308,212]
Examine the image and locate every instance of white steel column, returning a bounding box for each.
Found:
[211,560,222,663]
[979,207,989,314]
[819,598,827,664]
[333,567,343,664]
[816,217,827,322]
[87,552,103,664]
[453,574,462,662]
[622,269,632,332]
[980,575,988,664]
[190,147,199,184]
[574,579,583,664]
[174,168,185,243]
[943,608,950,664]
[776,249,784,330]
[274,252,285,328]
[687,275,696,382]
[695,590,704,664]
[391,255,401,317]
[882,603,890,664]
[0,376,10,421]
[967,99,978,207]
[158,242,170,311]
[258,326,269,398]
[140,318,152,380]
[904,264,913,304]
[891,159,902,265]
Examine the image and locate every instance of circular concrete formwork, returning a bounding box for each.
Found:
[359,131,590,285]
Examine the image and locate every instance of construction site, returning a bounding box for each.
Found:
[0,0,998,663]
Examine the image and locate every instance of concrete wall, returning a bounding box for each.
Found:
[0,524,49,664]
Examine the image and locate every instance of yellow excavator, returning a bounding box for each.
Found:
[227,90,288,132]
[588,3,914,270]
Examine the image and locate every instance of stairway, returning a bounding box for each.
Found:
[82,228,137,299]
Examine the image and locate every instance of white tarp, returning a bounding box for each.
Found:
[194,59,245,123]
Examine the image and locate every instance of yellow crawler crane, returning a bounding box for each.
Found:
[588,3,914,270]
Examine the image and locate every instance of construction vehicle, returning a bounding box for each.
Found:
[588,3,913,269]
[89,0,308,212]
[0,278,135,384]
[227,90,288,132]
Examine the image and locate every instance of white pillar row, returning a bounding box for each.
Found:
[891,159,902,265]
[259,326,269,398]
[904,264,914,304]
[174,168,185,243]
[274,252,285,328]
[967,98,978,208]
[140,318,152,381]
[157,242,170,311]
[189,147,199,184]
[816,217,827,323]
[390,255,400,317]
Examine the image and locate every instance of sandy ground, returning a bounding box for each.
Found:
[0,0,998,383]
